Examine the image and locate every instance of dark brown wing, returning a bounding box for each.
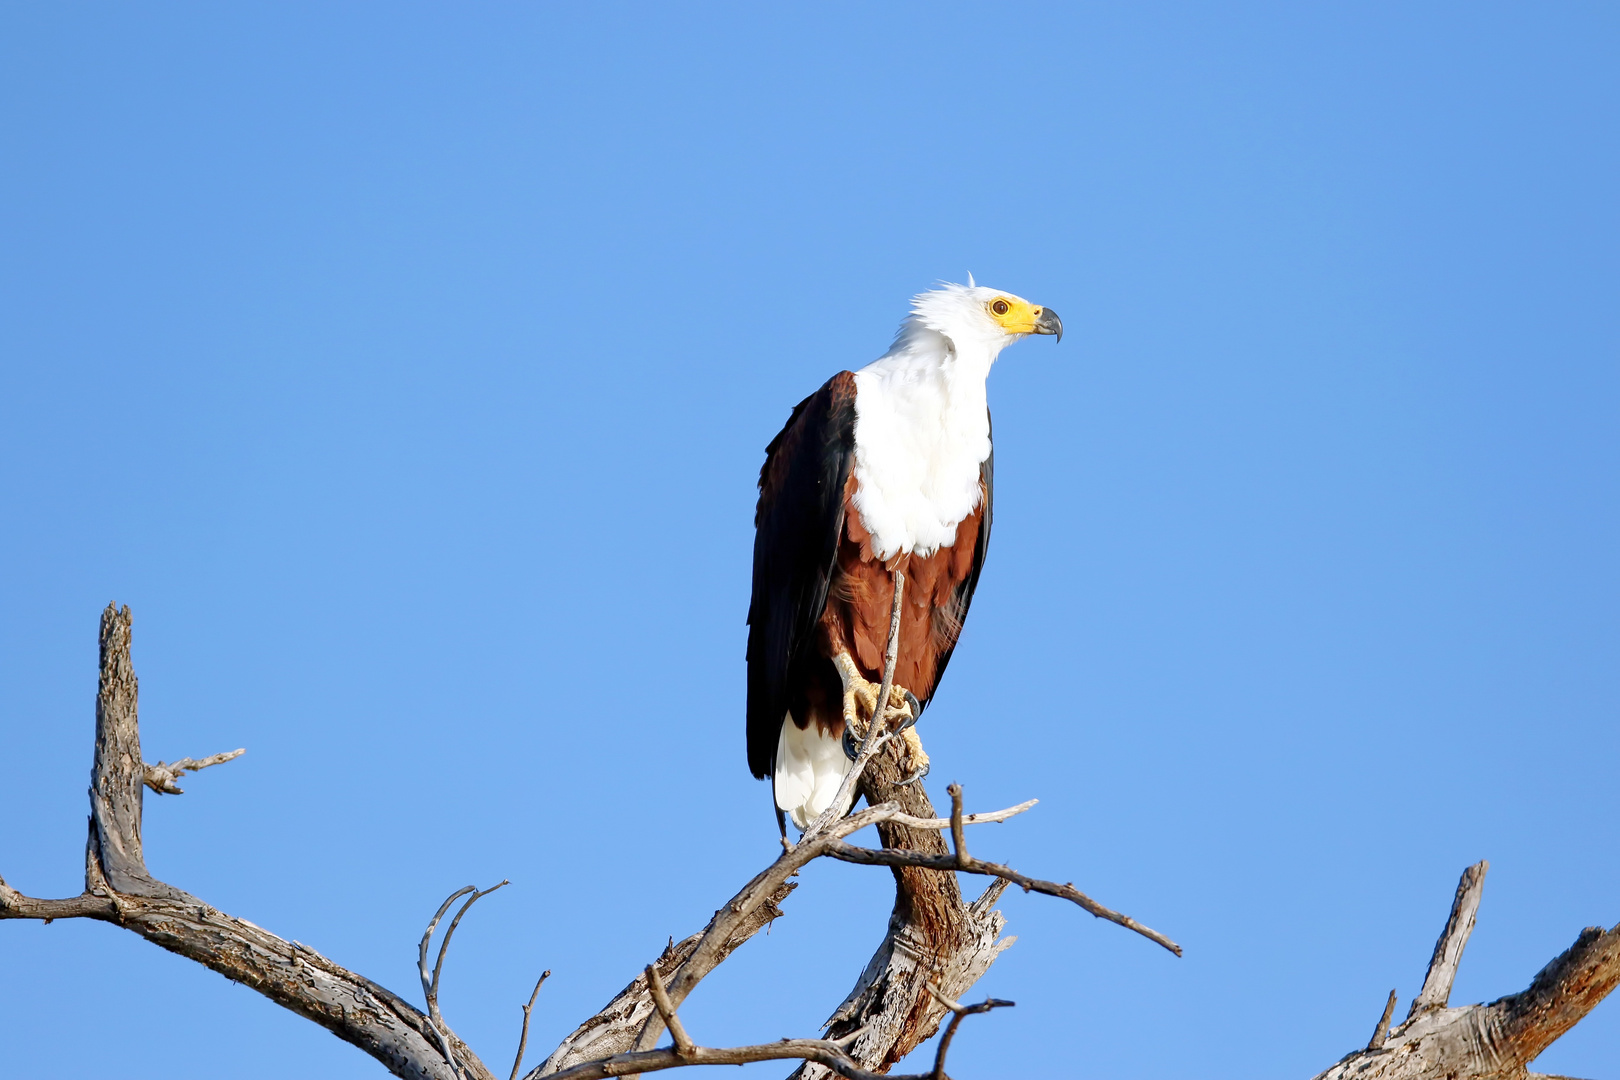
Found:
[745,372,858,779]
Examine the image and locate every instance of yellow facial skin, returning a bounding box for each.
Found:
[986,296,1049,335]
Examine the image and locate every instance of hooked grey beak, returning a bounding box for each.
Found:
[1033,307,1063,342]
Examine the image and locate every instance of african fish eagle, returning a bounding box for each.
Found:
[746,282,1062,829]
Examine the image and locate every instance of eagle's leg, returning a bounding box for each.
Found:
[831,652,918,759]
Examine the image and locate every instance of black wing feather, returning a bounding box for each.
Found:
[745,373,858,778]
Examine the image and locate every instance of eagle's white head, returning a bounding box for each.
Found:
[900,281,1063,360]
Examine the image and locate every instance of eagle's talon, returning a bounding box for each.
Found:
[894,690,922,732]
[895,760,931,787]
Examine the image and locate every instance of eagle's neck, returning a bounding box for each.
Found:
[849,325,1000,561]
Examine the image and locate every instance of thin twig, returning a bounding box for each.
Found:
[420,887,475,1027]
[866,566,905,755]
[924,985,1016,1079]
[645,964,694,1059]
[885,799,1038,831]
[510,970,551,1080]
[142,748,246,795]
[418,882,506,1080]
[948,783,969,863]
[823,783,1182,957]
[434,881,510,1010]
[823,841,1179,955]
[419,886,474,1079]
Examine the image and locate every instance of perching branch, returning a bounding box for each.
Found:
[805,567,909,837]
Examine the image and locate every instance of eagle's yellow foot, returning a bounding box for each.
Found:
[838,676,919,759]
[845,677,915,732]
[895,727,931,787]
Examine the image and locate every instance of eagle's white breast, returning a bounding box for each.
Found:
[851,325,993,561]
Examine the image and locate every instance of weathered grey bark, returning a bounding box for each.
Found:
[1408,861,1487,1020]
[88,604,173,897]
[1,605,490,1080]
[1313,863,1618,1080]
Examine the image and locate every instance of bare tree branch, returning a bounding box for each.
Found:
[822,784,1181,957]
[1311,865,1618,1080]
[509,972,551,1080]
[805,567,909,837]
[2,605,494,1080]
[89,604,172,898]
[1407,861,1486,1019]
[523,782,1038,1074]
[421,887,476,1031]
[1499,921,1620,1065]
[534,882,797,1075]
[643,964,694,1060]
[922,985,1015,1080]
[143,748,245,795]
[435,883,511,1017]
[419,883,508,1080]
[20,603,1606,1080]
[885,799,1038,831]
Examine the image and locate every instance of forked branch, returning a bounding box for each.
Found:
[420,883,511,1080]
[1312,863,1618,1080]
[1,606,493,1080]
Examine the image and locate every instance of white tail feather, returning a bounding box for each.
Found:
[774,716,851,830]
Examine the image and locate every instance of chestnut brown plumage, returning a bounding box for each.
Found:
[745,374,991,789]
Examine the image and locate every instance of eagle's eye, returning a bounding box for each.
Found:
[990,299,1010,316]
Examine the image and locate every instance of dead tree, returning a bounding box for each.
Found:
[2,603,1613,1080]
[0,601,1172,1079]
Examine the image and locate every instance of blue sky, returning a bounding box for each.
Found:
[2,4,1616,1077]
